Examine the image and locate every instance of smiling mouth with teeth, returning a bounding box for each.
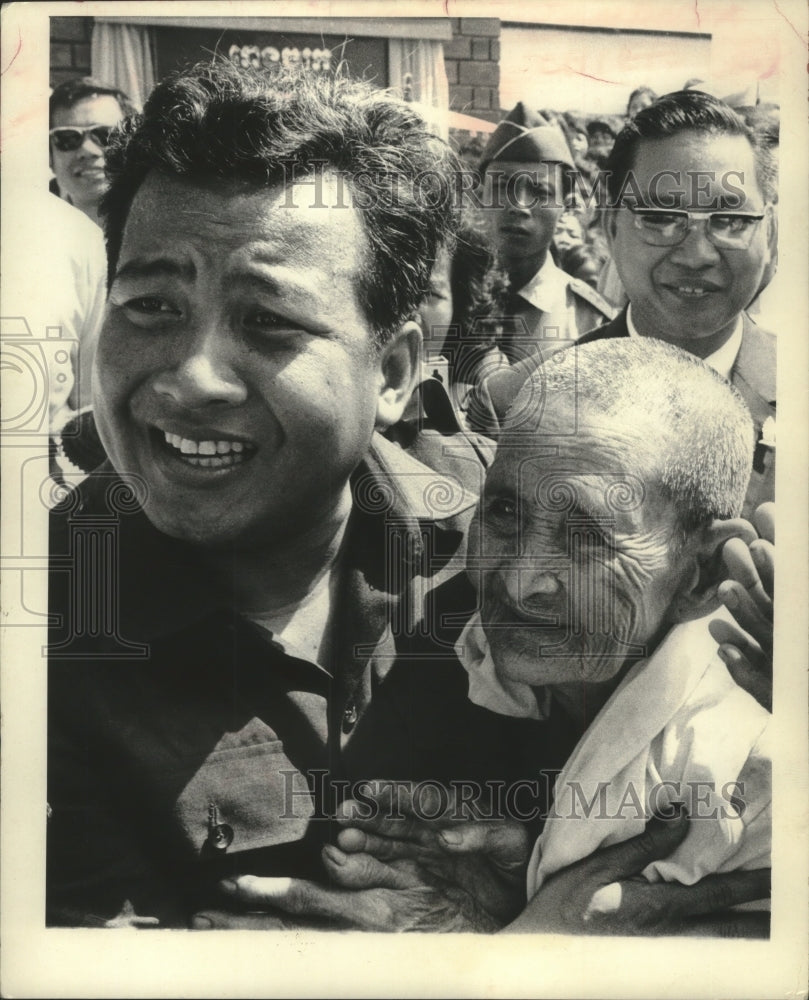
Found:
[673,286,710,297]
[161,430,255,468]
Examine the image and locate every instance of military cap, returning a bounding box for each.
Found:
[479,101,574,173]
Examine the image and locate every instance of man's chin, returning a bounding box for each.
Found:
[141,501,252,549]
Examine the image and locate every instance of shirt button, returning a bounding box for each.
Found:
[342,701,358,733]
[208,823,234,851]
[206,802,234,852]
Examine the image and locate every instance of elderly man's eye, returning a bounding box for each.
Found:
[485,497,517,521]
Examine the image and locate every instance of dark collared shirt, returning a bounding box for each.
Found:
[47,436,483,927]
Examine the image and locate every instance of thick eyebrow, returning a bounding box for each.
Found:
[113,257,196,283]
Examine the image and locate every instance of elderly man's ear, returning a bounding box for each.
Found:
[375,320,422,429]
[671,518,759,623]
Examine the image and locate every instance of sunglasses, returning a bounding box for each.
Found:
[49,124,114,152]
[627,207,766,250]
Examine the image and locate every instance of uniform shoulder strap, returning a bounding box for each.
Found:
[567,276,617,320]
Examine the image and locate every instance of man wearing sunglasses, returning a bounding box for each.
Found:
[579,90,777,517]
[49,77,135,227]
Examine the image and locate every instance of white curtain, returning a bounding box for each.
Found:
[388,39,449,139]
[91,22,156,111]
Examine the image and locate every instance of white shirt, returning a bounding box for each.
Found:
[3,192,107,432]
[626,305,743,381]
[514,255,611,345]
[244,566,336,671]
[454,609,771,897]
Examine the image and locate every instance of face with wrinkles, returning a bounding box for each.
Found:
[467,394,690,688]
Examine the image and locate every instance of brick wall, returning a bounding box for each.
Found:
[50,17,94,88]
[444,17,501,124]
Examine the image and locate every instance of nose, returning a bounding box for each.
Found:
[505,177,534,215]
[668,217,722,266]
[152,329,248,410]
[500,564,562,608]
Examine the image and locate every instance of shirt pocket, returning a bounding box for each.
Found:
[169,738,315,856]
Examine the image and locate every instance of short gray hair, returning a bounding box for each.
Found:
[511,338,755,533]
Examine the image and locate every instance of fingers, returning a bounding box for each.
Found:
[437,819,531,875]
[722,538,772,609]
[321,845,422,890]
[337,782,483,837]
[216,874,391,930]
[708,619,766,668]
[719,517,758,547]
[191,908,291,930]
[677,910,770,938]
[717,580,773,654]
[752,502,774,544]
[582,810,690,886]
[336,826,442,862]
[708,620,771,709]
[587,868,771,932]
[750,539,774,596]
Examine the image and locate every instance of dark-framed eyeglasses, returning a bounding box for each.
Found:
[627,207,767,250]
[49,124,114,152]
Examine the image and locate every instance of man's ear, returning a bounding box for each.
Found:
[603,204,619,250]
[670,518,755,624]
[374,320,421,430]
[765,203,779,267]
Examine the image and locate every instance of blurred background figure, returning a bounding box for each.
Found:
[477,100,613,361]
[385,216,506,478]
[735,103,780,331]
[585,119,616,166]
[559,243,604,289]
[49,77,135,227]
[552,208,585,257]
[626,85,658,119]
[5,191,107,483]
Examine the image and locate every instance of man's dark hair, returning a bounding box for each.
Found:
[49,76,136,126]
[101,60,461,346]
[603,89,778,207]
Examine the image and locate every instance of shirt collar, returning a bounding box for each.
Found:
[515,255,569,313]
[626,305,743,381]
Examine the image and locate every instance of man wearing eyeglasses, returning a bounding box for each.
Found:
[579,90,777,517]
[49,77,135,227]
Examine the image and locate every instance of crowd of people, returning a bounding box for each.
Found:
[44,60,776,934]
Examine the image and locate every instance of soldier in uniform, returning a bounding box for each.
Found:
[468,101,614,431]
